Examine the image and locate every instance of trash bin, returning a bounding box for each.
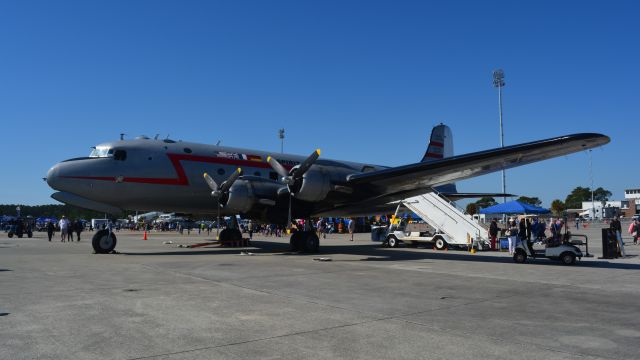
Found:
[370,226,388,242]
[499,237,509,251]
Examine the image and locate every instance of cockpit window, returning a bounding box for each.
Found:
[113,149,127,161]
[89,146,112,158]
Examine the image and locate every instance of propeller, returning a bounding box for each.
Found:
[266,149,321,227]
[203,168,242,238]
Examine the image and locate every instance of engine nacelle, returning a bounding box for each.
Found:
[295,168,332,202]
[225,177,282,213]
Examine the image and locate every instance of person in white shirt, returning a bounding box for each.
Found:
[58,216,68,242]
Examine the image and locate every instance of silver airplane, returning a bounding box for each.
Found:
[45,125,609,253]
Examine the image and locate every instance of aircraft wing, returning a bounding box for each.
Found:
[346,133,609,202]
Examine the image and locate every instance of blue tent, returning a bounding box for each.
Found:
[479,200,550,215]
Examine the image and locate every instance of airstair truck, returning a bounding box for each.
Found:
[385,192,490,250]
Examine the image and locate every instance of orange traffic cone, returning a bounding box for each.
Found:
[143,230,148,240]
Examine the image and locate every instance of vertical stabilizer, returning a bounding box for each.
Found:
[421,123,453,162]
[423,124,457,194]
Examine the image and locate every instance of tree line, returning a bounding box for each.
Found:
[0,204,104,220]
[465,186,612,216]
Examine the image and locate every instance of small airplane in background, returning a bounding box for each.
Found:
[45,124,609,254]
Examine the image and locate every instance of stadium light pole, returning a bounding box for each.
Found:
[278,128,285,154]
[493,69,506,204]
[589,149,595,219]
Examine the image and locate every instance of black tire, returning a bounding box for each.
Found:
[27,232,33,238]
[303,232,320,253]
[8,232,13,238]
[290,231,303,251]
[92,230,117,254]
[513,249,527,263]
[387,235,399,248]
[560,252,576,265]
[434,236,447,251]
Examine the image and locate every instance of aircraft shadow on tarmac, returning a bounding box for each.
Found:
[123,240,640,270]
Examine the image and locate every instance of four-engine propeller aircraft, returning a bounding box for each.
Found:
[45,124,609,254]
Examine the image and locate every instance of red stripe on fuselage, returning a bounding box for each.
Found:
[429,141,444,147]
[61,153,290,186]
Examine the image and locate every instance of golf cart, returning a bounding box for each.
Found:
[513,232,582,265]
[384,219,451,249]
[7,217,34,238]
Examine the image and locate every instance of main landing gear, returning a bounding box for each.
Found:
[290,231,320,253]
[218,228,243,242]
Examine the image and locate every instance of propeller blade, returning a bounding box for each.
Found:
[203,173,218,191]
[220,168,242,193]
[293,149,320,179]
[266,155,289,179]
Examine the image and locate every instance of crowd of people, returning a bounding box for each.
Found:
[46,216,84,242]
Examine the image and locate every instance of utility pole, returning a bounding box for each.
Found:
[589,149,595,219]
[278,128,285,154]
[493,69,506,204]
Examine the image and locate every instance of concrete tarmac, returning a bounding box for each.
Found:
[1,225,639,360]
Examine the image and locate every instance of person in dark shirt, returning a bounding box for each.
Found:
[610,216,625,257]
[46,221,55,242]
[74,220,83,242]
[489,218,499,250]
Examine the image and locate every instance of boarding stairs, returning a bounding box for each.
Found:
[401,192,489,249]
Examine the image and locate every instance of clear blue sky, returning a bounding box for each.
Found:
[0,0,637,208]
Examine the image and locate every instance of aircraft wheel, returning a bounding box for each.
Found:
[28,232,33,238]
[387,235,399,248]
[434,236,447,250]
[560,252,576,265]
[303,232,319,253]
[290,231,303,252]
[513,249,527,263]
[8,232,13,238]
[92,230,117,254]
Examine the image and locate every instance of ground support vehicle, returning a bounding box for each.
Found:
[384,221,453,250]
[513,235,583,265]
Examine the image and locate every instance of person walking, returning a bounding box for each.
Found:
[67,221,74,242]
[58,216,68,242]
[74,220,83,242]
[518,218,527,242]
[507,218,518,255]
[348,218,355,241]
[247,220,254,240]
[629,219,639,245]
[489,218,499,250]
[610,216,625,257]
[46,220,55,242]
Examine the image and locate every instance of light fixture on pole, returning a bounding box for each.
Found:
[278,128,285,154]
[493,69,506,204]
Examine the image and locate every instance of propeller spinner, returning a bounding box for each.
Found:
[266,149,321,227]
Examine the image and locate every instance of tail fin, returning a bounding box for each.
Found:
[422,124,457,194]
[421,123,453,162]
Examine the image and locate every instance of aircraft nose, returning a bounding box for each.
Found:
[46,163,61,190]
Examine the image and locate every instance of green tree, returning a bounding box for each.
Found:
[474,197,497,209]
[564,186,612,209]
[564,187,592,209]
[465,203,478,215]
[550,199,566,216]
[517,196,542,206]
[593,187,612,201]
